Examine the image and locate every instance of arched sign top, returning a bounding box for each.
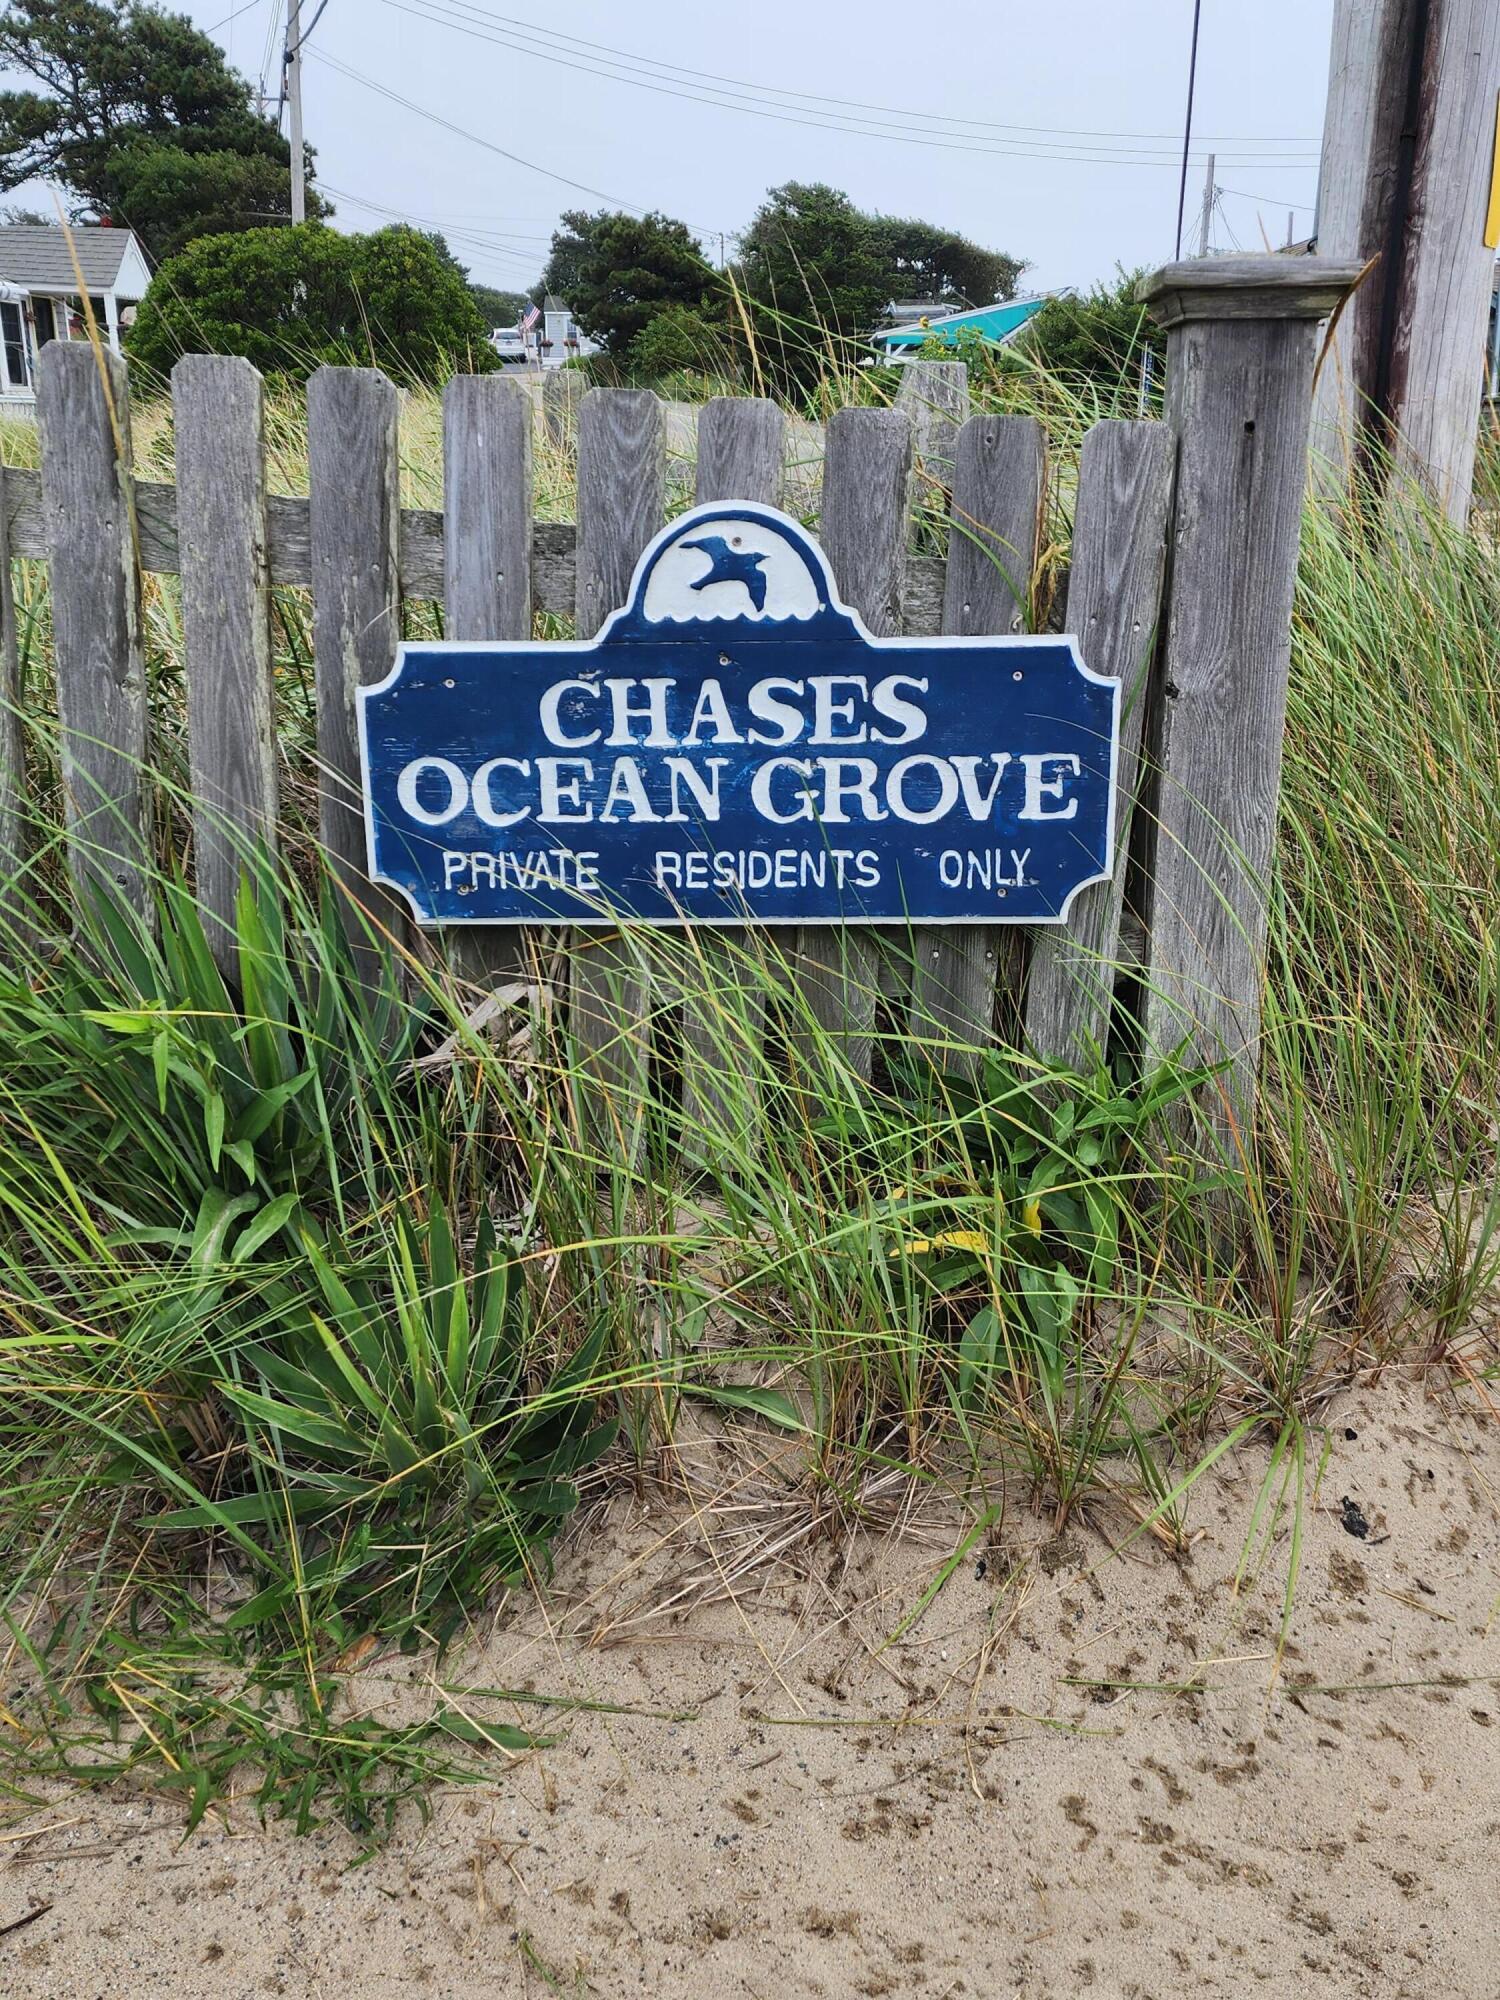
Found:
[610,503,853,640]
[358,501,1122,929]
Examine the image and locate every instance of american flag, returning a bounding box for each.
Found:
[518,302,541,333]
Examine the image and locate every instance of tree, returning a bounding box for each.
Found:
[125,224,497,383]
[0,0,327,258]
[539,209,709,354]
[873,216,1024,310]
[470,283,529,330]
[1016,269,1162,387]
[738,183,890,349]
[735,183,1022,393]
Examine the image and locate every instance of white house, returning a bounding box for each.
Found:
[531,295,598,370]
[0,225,152,411]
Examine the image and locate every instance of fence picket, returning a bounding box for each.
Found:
[677,397,785,1157]
[910,414,1044,1065]
[895,359,969,507]
[35,342,149,915]
[1024,421,1175,1067]
[543,369,583,451]
[442,373,534,988]
[0,465,26,943]
[790,405,913,1082]
[569,388,665,1141]
[173,356,276,972]
[308,367,404,969]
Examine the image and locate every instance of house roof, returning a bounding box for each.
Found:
[883,299,950,324]
[876,297,1048,350]
[542,294,567,313]
[0,225,142,292]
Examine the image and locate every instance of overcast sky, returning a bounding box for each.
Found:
[52,0,1340,295]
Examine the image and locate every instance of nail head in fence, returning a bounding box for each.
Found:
[569,388,665,1136]
[791,403,914,1082]
[678,396,786,1156]
[173,355,276,971]
[1024,420,1175,1069]
[1136,256,1361,1132]
[35,341,149,915]
[442,372,534,987]
[308,366,403,961]
[913,412,1044,1062]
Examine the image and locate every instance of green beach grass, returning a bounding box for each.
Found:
[0,352,1495,1836]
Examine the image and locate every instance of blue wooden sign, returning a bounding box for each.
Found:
[358,504,1119,927]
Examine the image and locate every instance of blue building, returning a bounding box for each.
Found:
[872,296,1049,364]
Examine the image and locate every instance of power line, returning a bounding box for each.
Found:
[318,181,550,267]
[396,0,1320,150]
[205,0,267,33]
[1173,0,1205,259]
[384,0,1319,169]
[286,0,330,54]
[307,46,731,234]
[1219,186,1316,210]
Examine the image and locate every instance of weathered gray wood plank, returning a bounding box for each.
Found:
[307,366,404,966]
[910,413,1043,1065]
[677,397,785,1158]
[1023,420,1176,1068]
[0,464,26,946]
[35,342,149,915]
[695,396,784,511]
[443,373,535,988]
[1136,259,1357,1137]
[443,372,532,640]
[2,465,940,626]
[895,359,969,512]
[1312,0,1500,521]
[543,369,583,450]
[568,389,664,1142]
[790,405,913,1083]
[173,355,276,972]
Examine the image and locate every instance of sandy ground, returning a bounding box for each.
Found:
[3,1374,1497,2000]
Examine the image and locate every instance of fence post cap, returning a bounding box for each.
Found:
[1137,255,1364,329]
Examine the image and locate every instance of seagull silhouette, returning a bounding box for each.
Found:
[680,535,771,613]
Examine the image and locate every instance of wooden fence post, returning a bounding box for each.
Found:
[0,464,26,945]
[568,387,665,1145]
[1136,256,1361,1137]
[790,404,913,1083]
[912,412,1044,1064]
[308,366,403,973]
[35,341,149,916]
[677,396,785,1156]
[1024,421,1175,1068]
[173,355,276,974]
[442,371,534,989]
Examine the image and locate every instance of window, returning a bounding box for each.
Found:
[31,297,56,347]
[0,303,28,391]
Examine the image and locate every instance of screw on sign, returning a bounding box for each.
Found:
[358,504,1121,929]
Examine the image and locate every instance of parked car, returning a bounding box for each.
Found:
[490,327,530,364]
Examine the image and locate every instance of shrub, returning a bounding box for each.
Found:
[1014,268,1164,388]
[627,303,735,381]
[127,223,498,382]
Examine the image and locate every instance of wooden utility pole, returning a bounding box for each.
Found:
[1198,153,1217,256]
[1313,0,1500,521]
[286,0,306,226]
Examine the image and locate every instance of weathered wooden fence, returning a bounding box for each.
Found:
[0,255,1359,1141]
